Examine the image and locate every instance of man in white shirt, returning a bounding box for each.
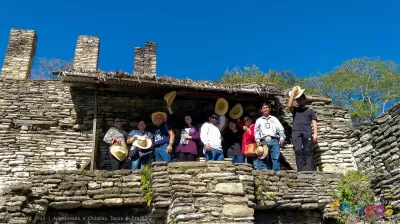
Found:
[254,103,285,171]
[200,113,226,161]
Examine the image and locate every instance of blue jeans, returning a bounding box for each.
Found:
[154,144,172,162]
[131,153,151,170]
[204,148,224,161]
[253,139,281,171]
[229,155,244,163]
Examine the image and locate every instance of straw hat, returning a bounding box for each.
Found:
[164,91,176,114]
[151,112,167,125]
[256,144,269,159]
[214,98,229,115]
[132,135,152,150]
[288,86,305,99]
[229,103,244,120]
[110,143,128,161]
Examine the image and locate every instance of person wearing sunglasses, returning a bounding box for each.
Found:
[103,118,128,170]
[200,113,226,161]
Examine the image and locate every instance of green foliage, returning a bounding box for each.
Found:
[218,65,297,89]
[140,165,152,207]
[255,179,277,201]
[332,170,375,224]
[336,171,374,205]
[302,57,400,124]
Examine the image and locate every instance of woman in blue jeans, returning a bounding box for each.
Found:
[127,121,154,170]
[223,120,244,163]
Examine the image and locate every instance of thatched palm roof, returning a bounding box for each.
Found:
[53,69,285,97]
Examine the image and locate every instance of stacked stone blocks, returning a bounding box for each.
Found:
[348,102,400,209]
[166,161,254,224]
[1,29,37,80]
[72,35,100,72]
[134,42,157,77]
[0,170,145,223]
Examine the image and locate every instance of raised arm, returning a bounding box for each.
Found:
[237,119,244,130]
[249,124,255,139]
[168,129,175,145]
[217,115,227,131]
[288,86,297,113]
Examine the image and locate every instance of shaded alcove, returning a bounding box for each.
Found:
[67,82,295,171]
[254,209,338,224]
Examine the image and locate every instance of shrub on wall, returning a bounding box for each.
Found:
[140,165,152,207]
[333,170,375,224]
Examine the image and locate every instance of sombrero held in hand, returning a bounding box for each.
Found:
[288,86,305,99]
[110,142,129,161]
[229,103,243,120]
[256,144,269,160]
[132,135,152,150]
[164,91,176,114]
[215,98,229,115]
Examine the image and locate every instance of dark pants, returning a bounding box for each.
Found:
[292,131,315,171]
[110,155,123,170]
[178,152,196,161]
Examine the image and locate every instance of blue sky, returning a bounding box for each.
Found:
[0,0,399,81]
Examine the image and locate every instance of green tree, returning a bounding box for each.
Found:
[218,65,297,89]
[302,57,400,124]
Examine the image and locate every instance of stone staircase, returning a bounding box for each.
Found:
[280,144,297,171]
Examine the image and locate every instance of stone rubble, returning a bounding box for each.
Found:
[348,102,400,210]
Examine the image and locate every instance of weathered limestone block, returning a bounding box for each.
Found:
[82,200,104,208]
[49,201,81,209]
[214,183,245,196]
[223,204,254,217]
[104,198,123,206]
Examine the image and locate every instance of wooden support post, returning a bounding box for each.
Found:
[90,89,98,171]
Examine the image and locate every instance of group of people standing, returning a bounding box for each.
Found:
[103,86,318,172]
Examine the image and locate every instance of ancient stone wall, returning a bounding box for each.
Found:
[1,29,37,80]
[348,102,400,210]
[253,170,340,219]
[0,170,151,223]
[0,81,94,194]
[165,161,254,223]
[1,162,343,224]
